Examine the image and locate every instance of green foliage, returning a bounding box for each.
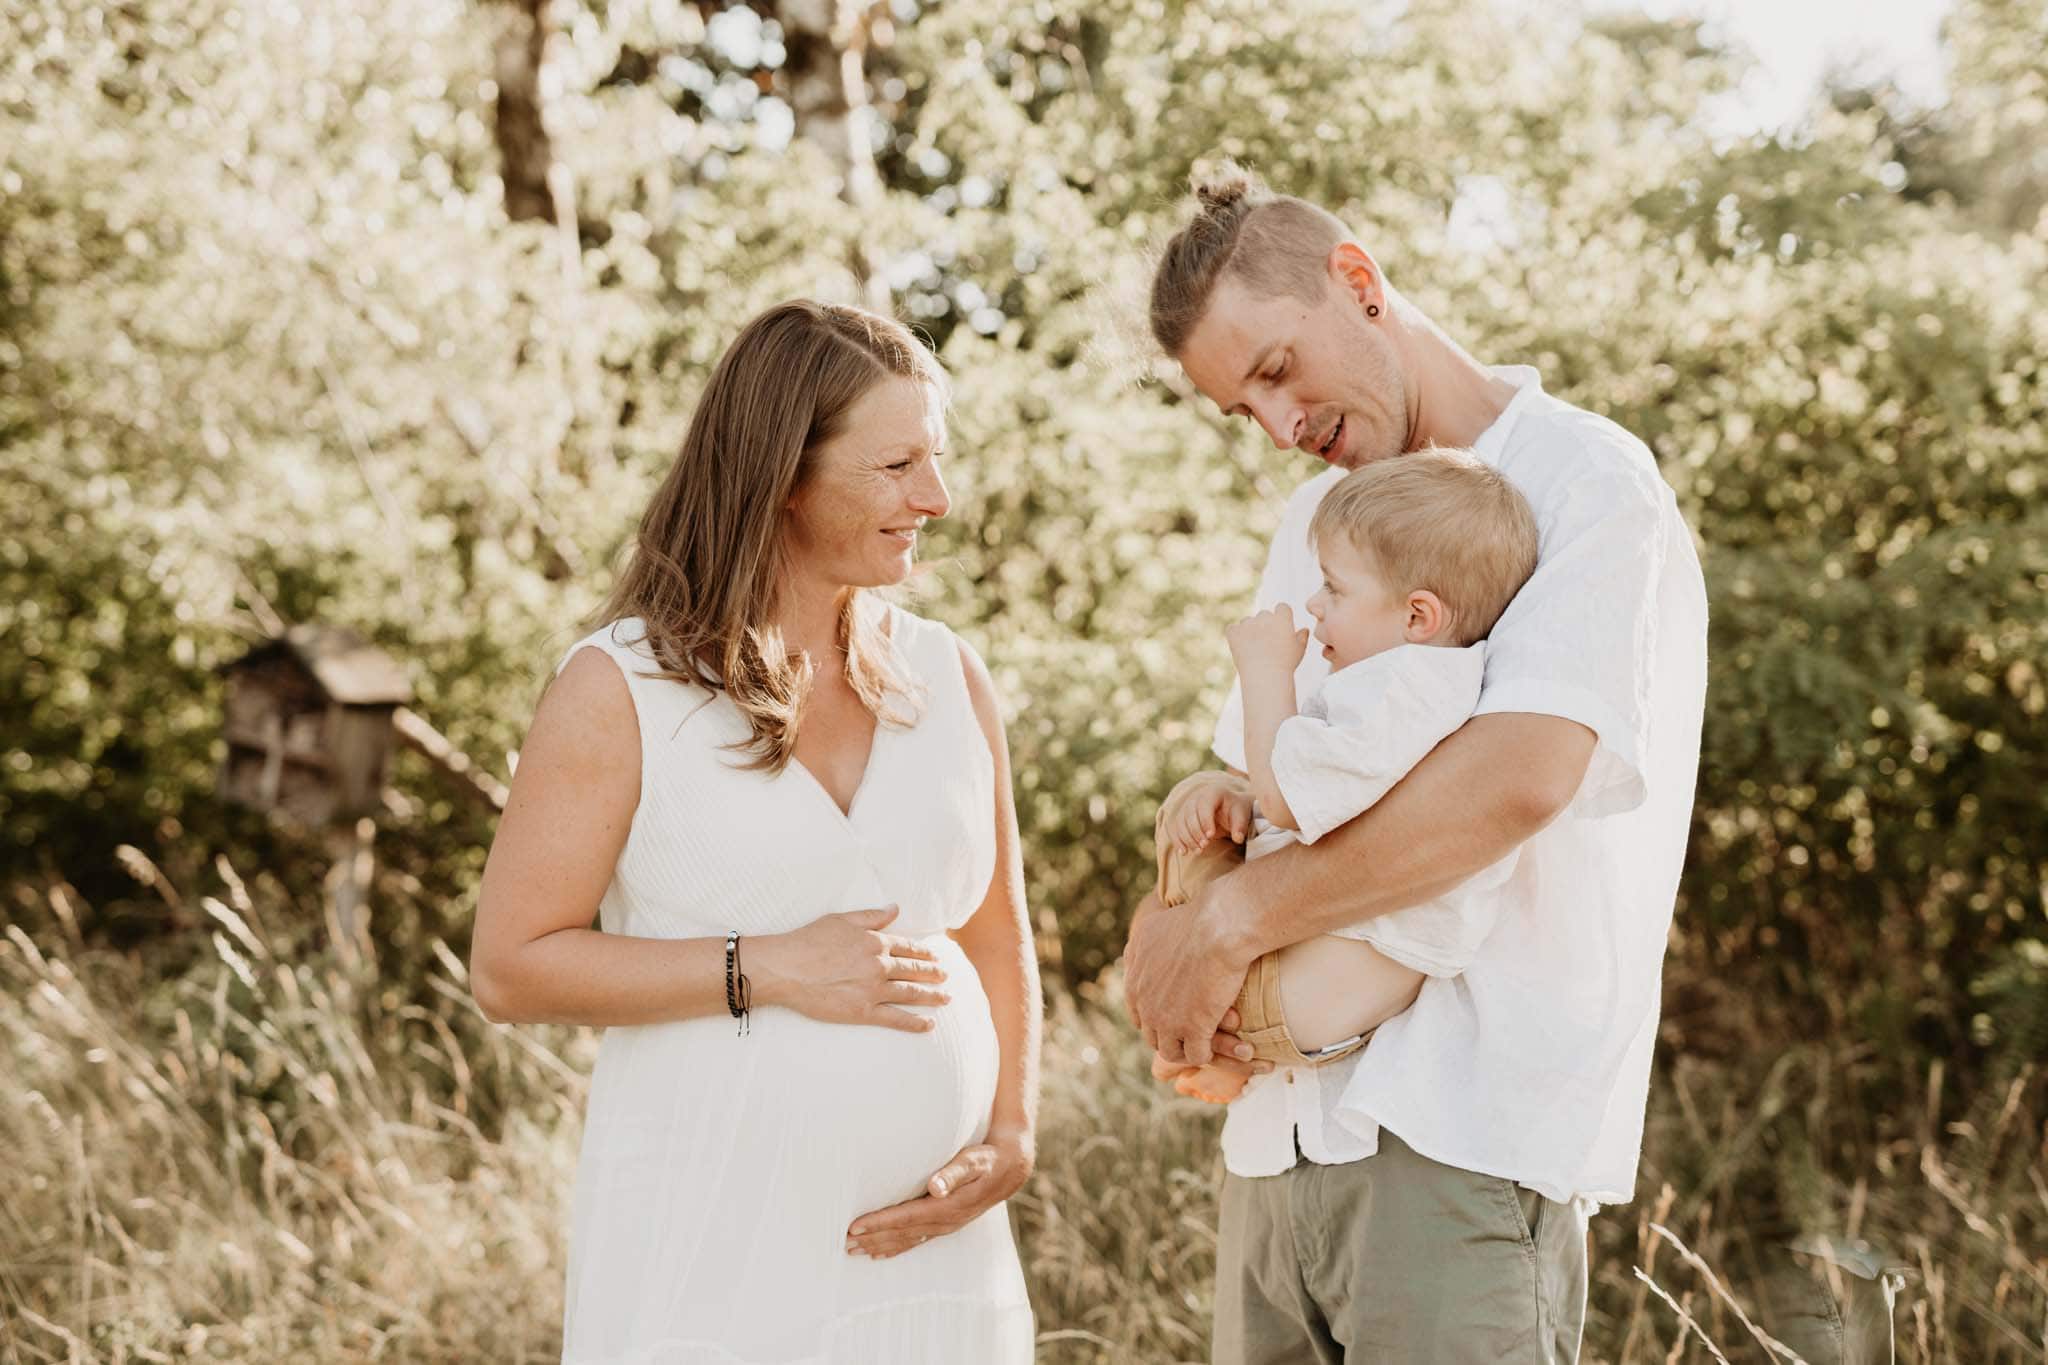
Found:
[882,0,2048,1004]
[2,1,2046,1347]
[7,0,2046,1016]
[1896,0,2048,231]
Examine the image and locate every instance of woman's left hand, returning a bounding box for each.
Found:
[845,1130,1035,1259]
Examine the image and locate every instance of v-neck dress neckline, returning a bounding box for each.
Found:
[788,719,882,824]
[784,600,897,822]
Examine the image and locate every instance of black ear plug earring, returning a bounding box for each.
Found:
[1367,304,1380,317]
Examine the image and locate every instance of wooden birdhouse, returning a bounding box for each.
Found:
[220,625,412,826]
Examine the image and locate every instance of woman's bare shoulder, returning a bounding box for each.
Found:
[527,645,641,779]
[953,635,1003,741]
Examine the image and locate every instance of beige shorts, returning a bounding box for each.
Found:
[1151,772,1371,1069]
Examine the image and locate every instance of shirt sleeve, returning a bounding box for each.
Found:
[1271,648,1485,844]
[1473,460,1671,818]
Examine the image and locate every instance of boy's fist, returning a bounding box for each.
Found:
[1225,604,1310,673]
[1168,778,1255,854]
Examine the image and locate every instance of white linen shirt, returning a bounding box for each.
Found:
[1250,642,1513,978]
[1210,367,1708,1204]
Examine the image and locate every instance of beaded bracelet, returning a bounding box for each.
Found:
[724,930,752,1036]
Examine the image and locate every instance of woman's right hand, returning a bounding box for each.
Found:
[752,905,951,1032]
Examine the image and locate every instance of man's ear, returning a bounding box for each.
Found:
[1326,242,1386,319]
[1405,589,1450,644]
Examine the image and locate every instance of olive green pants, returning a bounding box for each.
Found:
[1214,1130,1588,1364]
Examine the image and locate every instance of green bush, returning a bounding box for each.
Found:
[3,0,2043,1203]
[4,0,2046,1357]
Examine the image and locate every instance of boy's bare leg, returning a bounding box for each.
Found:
[1177,942,1421,1102]
[1152,774,1257,1103]
[1273,936,1424,1054]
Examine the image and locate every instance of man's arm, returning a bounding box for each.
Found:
[1221,710,1594,956]
[1125,710,1595,1064]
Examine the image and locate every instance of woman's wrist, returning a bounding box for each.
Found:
[736,930,788,1008]
[986,1117,1035,1146]
[985,1121,1037,1176]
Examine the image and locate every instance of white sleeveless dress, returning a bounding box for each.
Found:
[554,606,1034,1365]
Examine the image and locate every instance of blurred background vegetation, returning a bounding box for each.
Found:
[2,0,2043,1360]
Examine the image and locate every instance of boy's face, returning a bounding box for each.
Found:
[1305,536,1415,670]
[1175,257,1410,471]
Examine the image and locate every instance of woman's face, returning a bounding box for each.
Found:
[784,375,951,591]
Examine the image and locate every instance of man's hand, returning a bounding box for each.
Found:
[1225,604,1309,678]
[1122,885,1256,1066]
[1150,1006,1272,1102]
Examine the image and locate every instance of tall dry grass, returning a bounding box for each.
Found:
[3,855,2043,1363]
[2,853,580,1361]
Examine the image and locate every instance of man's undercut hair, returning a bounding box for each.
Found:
[1148,162,1352,355]
[1309,449,1541,648]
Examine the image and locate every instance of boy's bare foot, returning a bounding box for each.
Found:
[1174,1063,1251,1105]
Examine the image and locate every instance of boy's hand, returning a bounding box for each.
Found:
[1169,779,1255,854]
[1226,605,1310,676]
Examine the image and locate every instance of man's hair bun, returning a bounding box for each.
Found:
[1151,159,1337,355]
[1192,161,1260,215]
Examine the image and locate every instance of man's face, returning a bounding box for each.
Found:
[1176,266,1409,471]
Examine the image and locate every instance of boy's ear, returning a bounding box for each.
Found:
[1405,590,1450,644]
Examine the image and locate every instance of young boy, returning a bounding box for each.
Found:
[1152,449,1541,1103]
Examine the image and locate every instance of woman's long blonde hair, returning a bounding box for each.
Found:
[595,300,942,771]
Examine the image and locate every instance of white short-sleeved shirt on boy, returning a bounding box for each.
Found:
[1211,366,1709,1205]
[1247,641,1515,978]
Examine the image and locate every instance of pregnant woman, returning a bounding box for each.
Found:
[470,300,1039,1363]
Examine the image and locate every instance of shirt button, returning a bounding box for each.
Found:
[1285,1072,1295,1084]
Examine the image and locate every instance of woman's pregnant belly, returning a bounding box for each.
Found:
[563,937,1011,1358]
[574,934,1001,1232]
[766,934,1001,1209]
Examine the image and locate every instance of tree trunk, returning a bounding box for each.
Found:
[771,0,888,307]
[495,0,556,223]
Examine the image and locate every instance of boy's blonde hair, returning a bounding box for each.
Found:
[1308,449,1540,647]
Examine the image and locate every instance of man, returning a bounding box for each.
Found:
[1122,166,1708,1363]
